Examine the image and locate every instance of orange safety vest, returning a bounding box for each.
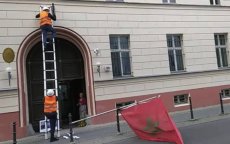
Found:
[44,95,57,113]
[40,11,52,26]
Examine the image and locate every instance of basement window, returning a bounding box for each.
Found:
[116,101,135,109]
[221,89,230,99]
[174,94,189,107]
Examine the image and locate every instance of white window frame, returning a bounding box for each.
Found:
[221,89,230,100]
[167,34,185,72]
[116,101,135,109]
[115,101,136,116]
[215,34,228,68]
[110,35,132,77]
[174,94,189,107]
[106,0,124,2]
[163,0,176,3]
[210,0,221,5]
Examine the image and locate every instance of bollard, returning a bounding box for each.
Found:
[189,96,194,120]
[219,92,224,114]
[13,122,17,144]
[116,108,121,134]
[68,113,74,142]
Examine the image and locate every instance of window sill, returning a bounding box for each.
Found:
[174,103,189,107]
[170,70,187,74]
[95,68,230,82]
[0,87,18,92]
[163,3,177,4]
[113,75,133,80]
[218,67,230,70]
[222,97,230,100]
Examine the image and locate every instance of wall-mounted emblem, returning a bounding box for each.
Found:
[2,48,15,63]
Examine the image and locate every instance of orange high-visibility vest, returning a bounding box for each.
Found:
[44,95,57,113]
[40,11,52,26]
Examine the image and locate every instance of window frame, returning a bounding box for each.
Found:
[109,35,132,78]
[167,34,185,72]
[221,89,230,100]
[106,0,124,2]
[116,101,135,109]
[115,101,136,116]
[210,0,221,5]
[162,0,176,3]
[174,94,189,107]
[214,33,229,68]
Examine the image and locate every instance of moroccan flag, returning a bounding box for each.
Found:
[120,98,184,144]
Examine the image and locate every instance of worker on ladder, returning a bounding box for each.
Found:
[44,89,59,142]
[36,6,56,48]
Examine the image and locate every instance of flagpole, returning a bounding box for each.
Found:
[138,95,161,104]
[122,95,161,110]
[71,95,160,124]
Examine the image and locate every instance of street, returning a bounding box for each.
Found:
[180,117,230,144]
[107,117,230,144]
[4,115,230,144]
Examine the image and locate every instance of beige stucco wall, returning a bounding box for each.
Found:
[95,70,230,101]
[87,0,230,6]
[125,0,209,5]
[1,0,230,113]
[0,89,18,113]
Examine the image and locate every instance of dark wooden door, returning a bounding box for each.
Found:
[26,38,84,132]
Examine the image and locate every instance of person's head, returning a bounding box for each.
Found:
[47,89,54,96]
[42,6,50,12]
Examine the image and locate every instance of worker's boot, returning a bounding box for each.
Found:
[50,137,58,142]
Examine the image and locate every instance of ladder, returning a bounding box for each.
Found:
[40,4,60,139]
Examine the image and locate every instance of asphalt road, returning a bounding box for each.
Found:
[107,117,230,144]
[4,117,230,144]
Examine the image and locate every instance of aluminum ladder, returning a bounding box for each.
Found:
[40,4,60,139]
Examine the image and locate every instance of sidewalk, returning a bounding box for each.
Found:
[1,103,230,144]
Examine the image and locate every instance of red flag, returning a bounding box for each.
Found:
[121,98,184,144]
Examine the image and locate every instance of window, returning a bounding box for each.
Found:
[210,0,220,5]
[110,35,131,77]
[106,0,124,2]
[174,94,188,105]
[167,34,185,72]
[116,101,135,109]
[221,89,230,98]
[163,0,176,3]
[215,34,228,68]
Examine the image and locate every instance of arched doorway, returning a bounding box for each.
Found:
[26,38,86,131]
[16,27,95,131]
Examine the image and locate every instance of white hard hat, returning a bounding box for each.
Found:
[47,89,54,96]
[42,6,49,11]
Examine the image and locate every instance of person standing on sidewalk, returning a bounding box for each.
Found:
[78,92,87,127]
[44,89,59,142]
[35,6,56,48]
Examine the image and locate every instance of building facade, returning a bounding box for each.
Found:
[1,0,230,141]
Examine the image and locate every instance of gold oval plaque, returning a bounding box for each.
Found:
[2,48,15,63]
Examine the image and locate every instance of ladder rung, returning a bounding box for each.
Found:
[44,51,55,53]
[44,60,55,62]
[44,69,56,71]
[45,79,57,81]
[44,88,57,91]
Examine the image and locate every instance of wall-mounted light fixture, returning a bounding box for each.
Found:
[93,48,100,56]
[6,67,12,86]
[96,62,101,77]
